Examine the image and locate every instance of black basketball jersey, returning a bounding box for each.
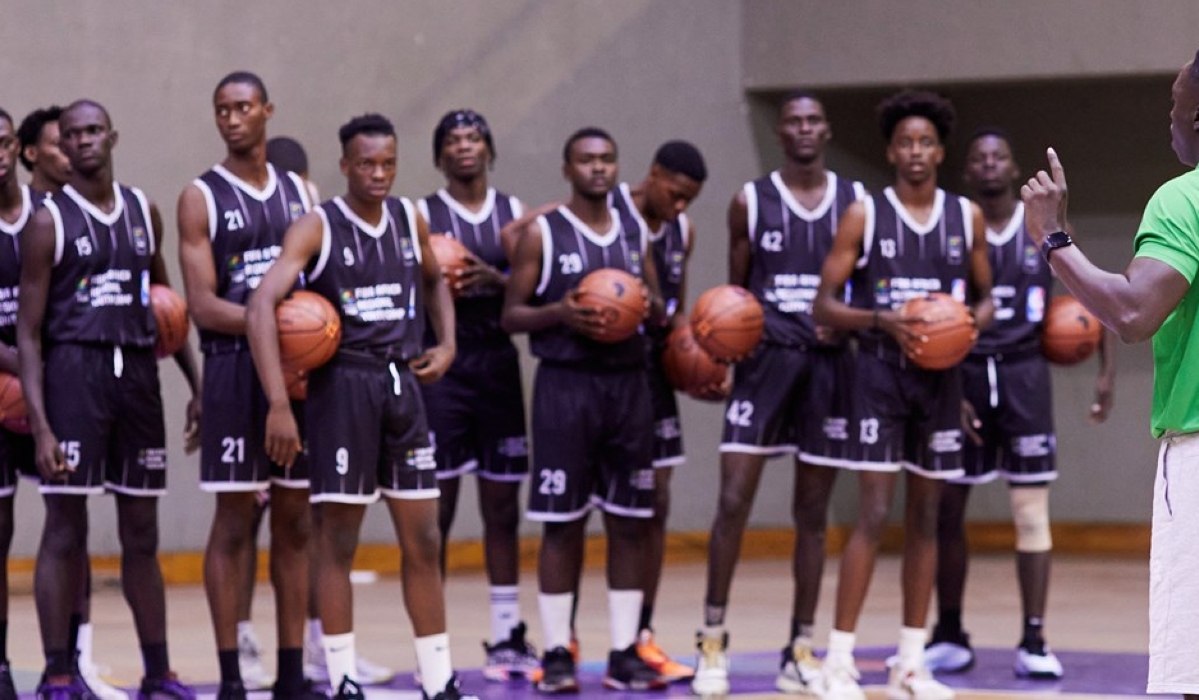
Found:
[306,196,425,360]
[193,164,311,353]
[416,187,521,345]
[743,171,865,346]
[853,187,975,348]
[973,202,1051,355]
[42,183,157,347]
[610,182,689,344]
[529,205,648,369]
[0,185,38,345]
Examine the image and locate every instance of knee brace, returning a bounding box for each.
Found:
[1010,485,1052,553]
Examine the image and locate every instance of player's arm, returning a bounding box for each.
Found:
[967,202,996,330]
[1090,328,1116,423]
[727,190,751,286]
[641,238,666,328]
[672,221,696,328]
[501,215,602,336]
[16,208,65,480]
[246,210,323,468]
[499,200,559,262]
[410,212,456,384]
[1023,148,1191,343]
[177,184,249,335]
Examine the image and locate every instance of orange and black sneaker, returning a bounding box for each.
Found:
[635,630,694,682]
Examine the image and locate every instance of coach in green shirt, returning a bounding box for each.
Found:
[1022,54,1199,699]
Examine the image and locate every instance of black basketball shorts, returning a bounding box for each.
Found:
[958,352,1056,484]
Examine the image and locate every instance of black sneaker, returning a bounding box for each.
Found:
[333,678,364,700]
[37,676,99,700]
[216,679,247,700]
[0,661,16,700]
[535,647,579,694]
[138,674,196,700]
[272,678,327,699]
[603,644,667,691]
[422,674,479,700]
[483,622,540,681]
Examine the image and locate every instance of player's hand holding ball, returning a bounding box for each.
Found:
[571,268,647,343]
[895,293,976,370]
[455,251,505,295]
[1021,147,1069,246]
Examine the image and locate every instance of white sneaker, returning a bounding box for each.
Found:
[238,626,274,690]
[689,630,729,695]
[819,660,865,700]
[79,661,129,700]
[775,639,823,695]
[304,635,395,686]
[923,638,974,673]
[886,663,954,700]
[1014,644,1063,679]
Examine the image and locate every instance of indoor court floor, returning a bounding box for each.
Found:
[4,554,1162,699]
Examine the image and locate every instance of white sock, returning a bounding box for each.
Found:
[415,633,453,696]
[77,622,94,666]
[489,585,520,644]
[322,632,356,687]
[307,618,323,647]
[827,629,856,668]
[608,589,643,651]
[237,620,253,640]
[898,626,926,669]
[538,592,575,651]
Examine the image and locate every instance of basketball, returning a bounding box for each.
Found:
[0,373,28,434]
[276,290,342,371]
[1042,295,1103,365]
[575,268,647,343]
[690,285,764,362]
[662,325,726,399]
[150,284,190,359]
[900,292,976,370]
[283,365,308,402]
[428,234,471,298]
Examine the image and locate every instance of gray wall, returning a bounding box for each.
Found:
[0,0,1190,556]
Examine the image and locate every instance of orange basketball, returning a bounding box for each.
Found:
[0,372,28,434]
[900,292,976,370]
[690,285,764,362]
[283,365,308,402]
[662,325,726,399]
[1042,295,1102,365]
[575,268,647,343]
[150,284,189,358]
[429,234,471,298]
[276,290,342,371]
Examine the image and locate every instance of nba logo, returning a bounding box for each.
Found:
[140,270,151,307]
[946,236,963,264]
[1027,285,1045,322]
[950,278,967,303]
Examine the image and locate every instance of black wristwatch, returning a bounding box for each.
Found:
[1042,231,1073,261]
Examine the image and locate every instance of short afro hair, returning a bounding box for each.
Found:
[965,126,1014,152]
[16,106,63,171]
[877,89,956,143]
[266,136,309,176]
[778,90,823,117]
[563,126,616,163]
[653,140,707,183]
[214,71,269,104]
[338,113,395,152]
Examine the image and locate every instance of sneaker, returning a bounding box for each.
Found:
[37,676,99,700]
[422,674,479,700]
[885,664,954,700]
[483,621,540,681]
[238,627,274,690]
[603,645,666,691]
[535,646,579,694]
[79,662,128,700]
[528,637,578,685]
[775,639,822,695]
[0,661,16,700]
[1014,642,1063,679]
[819,659,865,700]
[137,674,196,700]
[635,629,693,683]
[332,678,364,700]
[303,638,394,687]
[689,630,729,696]
[923,632,974,674]
[215,680,246,700]
[272,679,327,700]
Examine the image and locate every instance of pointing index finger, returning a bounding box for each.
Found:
[1047,147,1066,187]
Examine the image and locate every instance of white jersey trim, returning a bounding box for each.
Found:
[416,198,431,227]
[308,207,333,282]
[333,196,388,239]
[857,196,876,270]
[436,187,496,226]
[131,187,155,256]
[743,182,758,244]
[401,197,421,264]
[63,183,124,227]
[534,215,552,297]
[557,205,621,247]
[212,163,278,202]
[0,185,32,236]
[960,196,975,253]
[286,171,313,212]
[771,170,839,222]
[509,195,524,219]
[45,200,65,266]
[192,179,219,241]
[678,211,691,250]
[883,186,945,236]
[852,181,867,202]
[986,202,1024,247]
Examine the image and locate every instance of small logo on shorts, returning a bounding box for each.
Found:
[497,436,528,458]
[630,468,654,490]
[140,447,167,471]
[823,417,848,441]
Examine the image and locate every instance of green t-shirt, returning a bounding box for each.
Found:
[1134,167,1199,437]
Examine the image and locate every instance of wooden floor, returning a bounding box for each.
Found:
[5,552,1155,698]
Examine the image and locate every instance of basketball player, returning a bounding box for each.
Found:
[693,92,862,697]
[176,72,325,700]
[15,104,126,700]
[16,99,200,699]
[246,113,467,700]
[811,90,993,700]
[415,109,537,680]
[608,140,706,683]
[266,137,321,207]
[501,127,666,693]
[924,129,1115,680]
